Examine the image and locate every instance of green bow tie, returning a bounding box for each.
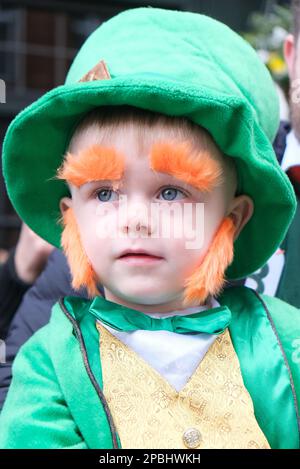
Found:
[89,296,231,335]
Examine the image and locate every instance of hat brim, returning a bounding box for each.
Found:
[2,75,296,279]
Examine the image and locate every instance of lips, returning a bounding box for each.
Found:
[120,254,162,260]
[117,251,164,266]
[117,249,164,260]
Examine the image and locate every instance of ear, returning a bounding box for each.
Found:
[59,196,73,216]
[284,34,296,80]
[227,195,254,241]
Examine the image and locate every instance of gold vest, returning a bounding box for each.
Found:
[96,323,270,449]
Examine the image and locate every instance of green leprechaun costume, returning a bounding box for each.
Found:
[0,8,299,449]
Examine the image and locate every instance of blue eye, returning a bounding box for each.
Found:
[159,187,186,201]
[97,189,118,202]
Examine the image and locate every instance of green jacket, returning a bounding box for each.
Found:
[0,286,299,449]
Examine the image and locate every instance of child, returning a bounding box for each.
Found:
[0,7,299,449]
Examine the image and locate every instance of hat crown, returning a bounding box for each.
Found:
[66,7,279,142]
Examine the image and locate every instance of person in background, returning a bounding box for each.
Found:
[0,223,54,338]
[0,235,93,410]
[245,0,300,307]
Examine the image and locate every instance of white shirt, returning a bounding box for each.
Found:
[98,298,220,392]
[281,130,300,172]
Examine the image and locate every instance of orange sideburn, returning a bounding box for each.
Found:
[182,216,235,307]
[61,208,100,298]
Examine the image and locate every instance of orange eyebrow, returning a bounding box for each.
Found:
[57,144,124,187]
[150,141,223,192]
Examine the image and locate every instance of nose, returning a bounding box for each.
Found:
[119,198,153,236]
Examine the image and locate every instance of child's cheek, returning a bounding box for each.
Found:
[93,201,120,241]
[163,222,205,284]
[163,202,205,251]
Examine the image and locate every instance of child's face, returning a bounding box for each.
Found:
[60,122,252,312]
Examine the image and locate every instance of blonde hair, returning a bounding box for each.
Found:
[68,105,237,194]
[71,106,215,152]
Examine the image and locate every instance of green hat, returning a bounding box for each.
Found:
[2,7,296,279]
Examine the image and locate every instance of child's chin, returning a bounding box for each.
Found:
[117,287,171,306]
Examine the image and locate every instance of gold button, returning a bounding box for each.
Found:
[182,427,202,448]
